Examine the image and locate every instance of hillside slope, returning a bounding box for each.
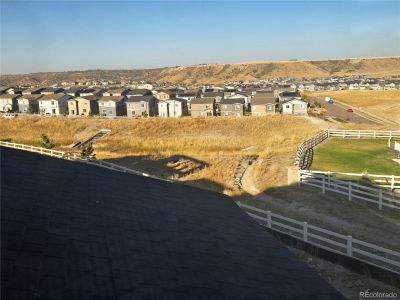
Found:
[1,57,399,85]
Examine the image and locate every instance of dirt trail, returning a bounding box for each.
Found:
[240,163,400,251]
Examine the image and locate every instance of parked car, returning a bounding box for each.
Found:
[327,99,334,104]
[346,108,353,113]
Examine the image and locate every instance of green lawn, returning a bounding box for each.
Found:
[311,138,400,175]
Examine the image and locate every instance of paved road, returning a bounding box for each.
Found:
[308,96,376,125]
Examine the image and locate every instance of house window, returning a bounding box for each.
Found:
[132,111,135,115]
[51,101,55,105]
[223,105,227,109]
[236,105,241,109]
[286,105,290,108]
[83,109,86,113]
[52,109,56,114]
[268,106,272,111]
[109,110,112,114]
[141,103,145,107]
[102,109,106,114]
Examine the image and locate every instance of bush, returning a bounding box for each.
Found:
[81,143,96,159]
[39,134,55,149]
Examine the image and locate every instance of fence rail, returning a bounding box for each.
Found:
[294,130,329,169]
[303,170,400,190]
[327,129,400,139]
[0,141,169,182]
[299,170,400,210]
[238,202,400,274]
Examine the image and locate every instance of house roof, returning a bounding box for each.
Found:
[281,98,307,104]
[0,94,20,100]
[1,147,345,300]
[41,87,64,93]
[251,97,276,105]
[202,92,223,98]
[19,94,44,101]
[80,95,100,102]
[191,97,215,105]
[98,96,125,102]
[125,96,155,103]
[220,98,245,105]
[279,91,300,97]
[22,87,46,94]
[40,94,68,101]
[104,89,129,94]
[126,89,151,96]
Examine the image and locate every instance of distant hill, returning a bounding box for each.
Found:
[1,57,400,86]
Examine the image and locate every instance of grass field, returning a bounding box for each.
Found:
[309,90,400,124]
[311,138,400,175]
[0,115,321,194]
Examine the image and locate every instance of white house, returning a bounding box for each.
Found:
[0,94,20,112]
[158,98,188,118]
[39,94,71,116]
[281,99,308,115]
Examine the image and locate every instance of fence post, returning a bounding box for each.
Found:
[391,175,395,190]
[322,176,326,194]
[358,130,361,138]
[374,130,376,138]
[348,182,352,201]
[379,189,383,210]
[267,211,272,228]
[327,171,331,188]
[347,235,353,256]
[303,222,308,242]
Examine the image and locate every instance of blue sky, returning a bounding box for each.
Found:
[1,1,399,74]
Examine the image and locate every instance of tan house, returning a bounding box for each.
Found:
[156,91,170,101]
[68,98,79,116]
[190,98,216,117]
[220,98,245,116]
[77,96,100,116]
[251,92,278,116]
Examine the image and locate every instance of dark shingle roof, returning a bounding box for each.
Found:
[125,96,155,103]
[191,97,215,105]
[1,147,345,300]
[220,98,245,105]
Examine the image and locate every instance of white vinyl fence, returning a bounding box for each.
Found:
[327,129,400,139]
[0,141,169,182]
[238,202,400,275]
[299,170,400,210]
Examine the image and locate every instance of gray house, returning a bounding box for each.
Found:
[98,96,126,117]
[125,96,157,117]
[17,94,43,113]
[220,98,245,116]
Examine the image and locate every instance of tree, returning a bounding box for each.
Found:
[40,134,55,149]
[27,106,34,114]
[81,143,95,159]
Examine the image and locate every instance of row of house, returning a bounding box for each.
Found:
[0,85,308,117]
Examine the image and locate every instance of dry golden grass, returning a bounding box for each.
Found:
[309,90,400,124]
[0,115,320,193]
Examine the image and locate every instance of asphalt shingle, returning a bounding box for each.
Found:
[1,147,346,300]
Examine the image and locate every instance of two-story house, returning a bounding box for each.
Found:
[251,91,278,116]
[190,98,216,117]
[158,98,188,118]
[220,98,245,116]
[17,94,43,113]
[0,94,20,112]
[98,96,126,117]
[125,96,157,117]
[39,94,71,115]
